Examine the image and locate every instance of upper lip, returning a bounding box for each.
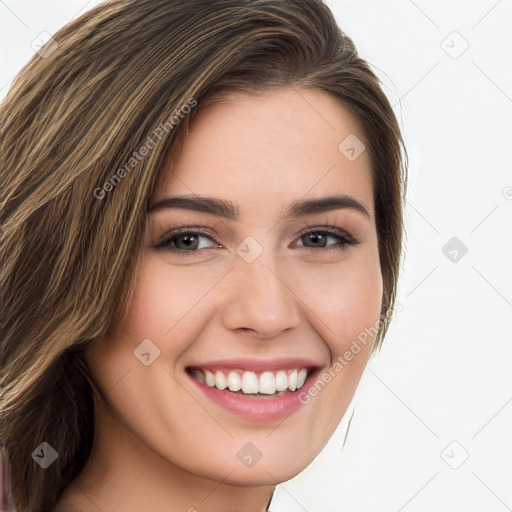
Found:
[186,358,323,373]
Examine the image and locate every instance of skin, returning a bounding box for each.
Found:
[54,86,383,512]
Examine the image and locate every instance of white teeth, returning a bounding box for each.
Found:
[228,371,242,392]
[205,370,215,387]
[297,369,308,389]
[192,368,309,395]
[241,371,259,394]
[287,369,298,391]
[275,371,288,392]
[215,371,228,390]
[259,371,276,394]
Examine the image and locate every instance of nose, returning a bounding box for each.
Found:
[220,252,301,340]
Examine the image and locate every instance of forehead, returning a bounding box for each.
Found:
[155,87,374,219]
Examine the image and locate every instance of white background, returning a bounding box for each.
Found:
[1,1,511,511]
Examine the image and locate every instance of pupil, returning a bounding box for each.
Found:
[306,233,325,247]
[178,235,197,249]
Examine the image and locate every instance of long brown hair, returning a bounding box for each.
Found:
[0,0,407,509]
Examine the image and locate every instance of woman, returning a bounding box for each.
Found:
[0,0,407,510]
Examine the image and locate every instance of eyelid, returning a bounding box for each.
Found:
[294,223,356,244]
[153,226,219,248]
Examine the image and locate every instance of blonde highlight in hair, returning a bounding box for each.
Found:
[0,1,406,509]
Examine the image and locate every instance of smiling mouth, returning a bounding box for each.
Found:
[187,368,309,397]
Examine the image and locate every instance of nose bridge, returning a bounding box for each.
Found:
[220,245,301,338]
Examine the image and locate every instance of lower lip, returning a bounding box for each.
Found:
[188,372,315,423]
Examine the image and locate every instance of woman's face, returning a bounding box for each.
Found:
[87,86,382,487]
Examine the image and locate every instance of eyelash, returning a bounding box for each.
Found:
[153,222,358,256]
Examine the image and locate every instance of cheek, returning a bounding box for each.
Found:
[85,256,211,397]
[121,256,224,346]
[292,250,382,434]
[295,249,383,356]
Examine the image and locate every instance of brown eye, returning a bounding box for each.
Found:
[295,229,357,251]
[172,234,203,250]
[154,229,221,254]
[301,232,330,248]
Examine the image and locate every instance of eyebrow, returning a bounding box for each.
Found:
[148,194,370,220]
